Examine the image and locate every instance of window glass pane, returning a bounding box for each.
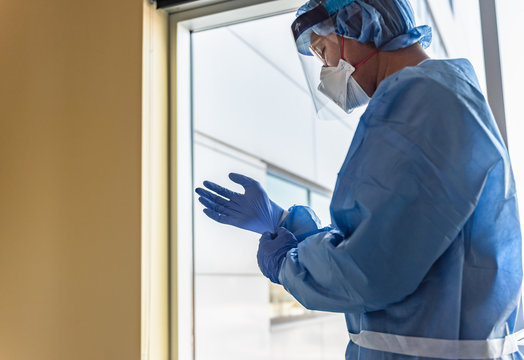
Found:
[497,0,524,247]
[192,11,358,188]
[266,174,308,210]
[191,11,350,358]
[411,0,487,94]
[310,191,332,226]
[411,0,447,58]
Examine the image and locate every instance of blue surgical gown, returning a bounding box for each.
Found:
[278,58,523,360]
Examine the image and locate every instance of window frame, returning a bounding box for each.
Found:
[168,2,306,359]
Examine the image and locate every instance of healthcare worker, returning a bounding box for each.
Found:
[195,0,524,359]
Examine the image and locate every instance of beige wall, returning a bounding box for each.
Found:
[0,0,144,359]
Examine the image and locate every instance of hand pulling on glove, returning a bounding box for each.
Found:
[257,227,298,284]
[195,173,284,234]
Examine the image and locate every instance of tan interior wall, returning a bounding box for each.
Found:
[0,1,144,359]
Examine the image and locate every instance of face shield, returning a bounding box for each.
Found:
[291,0,372,120]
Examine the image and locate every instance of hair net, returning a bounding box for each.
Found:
[292,0,432,55]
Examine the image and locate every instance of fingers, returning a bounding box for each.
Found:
[262,227,293,240]
[198,196,235,216]
[203,208,230,224]
[195,187,228,207]
[202,180,239,200]
[261,230,279,240]
[228,173,258,188]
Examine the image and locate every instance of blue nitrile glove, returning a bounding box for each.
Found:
[257,227,298,284]
[195,173,284,234]
[281,205,334,242]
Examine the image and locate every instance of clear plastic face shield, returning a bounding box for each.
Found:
[291,2,371,120]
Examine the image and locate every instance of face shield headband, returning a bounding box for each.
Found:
[291,0,357,56]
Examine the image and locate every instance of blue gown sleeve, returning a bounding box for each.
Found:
[280,205,333,242]
[278,72,504,314]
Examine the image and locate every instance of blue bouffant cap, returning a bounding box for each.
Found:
[291,0,432,55]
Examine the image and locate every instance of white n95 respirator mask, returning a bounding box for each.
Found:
[317,59,370,113]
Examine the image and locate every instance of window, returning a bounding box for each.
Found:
[266,174,309,211]
[189,9,351,359]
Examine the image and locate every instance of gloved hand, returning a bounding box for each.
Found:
[257,227,298,284]
[195,173,284,234]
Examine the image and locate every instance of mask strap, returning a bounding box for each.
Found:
[339,35,380,70]
[339,35,346,62]
[354,48,380,70]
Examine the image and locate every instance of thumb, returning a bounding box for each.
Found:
[229,173,256,189]
[275,227,297,244]
[261,231,278,240]
[260,231,273,240]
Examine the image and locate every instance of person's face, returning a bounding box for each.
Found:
[309,32,379,98]
[309,32,342,67]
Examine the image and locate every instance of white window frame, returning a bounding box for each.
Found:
[168,2,305,360]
